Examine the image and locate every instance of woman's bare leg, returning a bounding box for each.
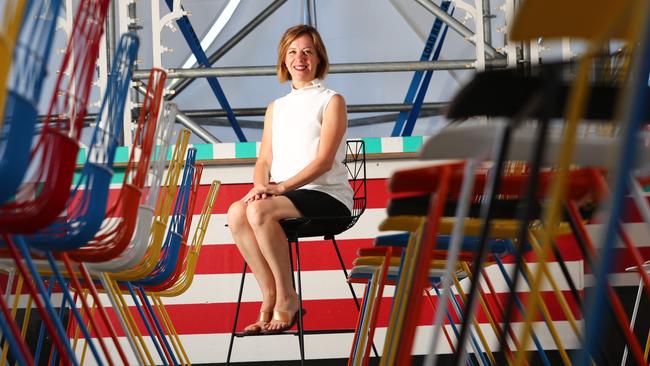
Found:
[227,201,276,331]
[246,196,302,331]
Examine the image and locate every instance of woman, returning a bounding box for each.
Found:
[227,24,353,334]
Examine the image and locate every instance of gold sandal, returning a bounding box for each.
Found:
[263,308,306,334]
[243,311,272,334]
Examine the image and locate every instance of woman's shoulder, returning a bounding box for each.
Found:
[323,89,345,109]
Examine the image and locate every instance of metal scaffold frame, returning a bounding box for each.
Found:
[79,0,534,146]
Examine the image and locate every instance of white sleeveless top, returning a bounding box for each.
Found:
[270,79,353,213]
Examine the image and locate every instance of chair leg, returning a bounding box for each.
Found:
[331,237,379,358]
[287,242,296,289]
[294,240,305,365]
[330,238,361,308]
[226,261,247,366]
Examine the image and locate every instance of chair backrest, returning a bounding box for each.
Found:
[343,140,367,229]
[27,33,139,251]
[132,148,198,286]
[0,0,111,233]
[69,71,170,263]
[150,180,220,297]
[106,130,190,279]
[0,0,61,204]
[0,0,28,134]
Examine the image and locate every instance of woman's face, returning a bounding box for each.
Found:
[284,34,320,87]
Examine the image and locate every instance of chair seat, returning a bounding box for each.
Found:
[280,216,354,240]
[445,64,645,120]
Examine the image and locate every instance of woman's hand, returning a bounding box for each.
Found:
[241,185,269,203]
[240,183,286,203]
[264,183,286,196]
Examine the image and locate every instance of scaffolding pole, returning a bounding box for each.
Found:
[106,1,116,65]
[181,102,449,117]
[49,102,448,123]
[415,0,502,58]
[482,0,493,46]
[186,109,443,129]
[132,59,507,79]
[175,111,222,143]
[166,0,288,98]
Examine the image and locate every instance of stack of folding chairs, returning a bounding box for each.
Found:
[0,0,220,364]
[348,0,650,364]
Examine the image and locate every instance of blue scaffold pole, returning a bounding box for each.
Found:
[164,1,247,141]
[391,0,451,137]
[401,6,452,136]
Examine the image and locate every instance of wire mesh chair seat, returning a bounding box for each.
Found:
[21,33,139,251]
[0,0,58,205]
[88,131,190,275]
[113,148,196,283]
[0,0,29,137]
[104,148,198,366]
[0,1,116,364]
[66,72,172,263]
[0,0,111,234]
[130,150,199,287]
[147,180,220,296]
[141,173,203,292]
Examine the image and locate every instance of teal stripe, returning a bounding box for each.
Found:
[152,146,162,162]
[402,136,423,153]
[76,149,86,165]
[111,169,125,185]
[235,142,257,158]
[76,137,423,173]
[193,144,213,160]
[72,171,81,186]
[362,137,382,154]
[114,146,130,164]
[167,145,175,161]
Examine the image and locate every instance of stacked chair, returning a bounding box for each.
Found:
[346,0,650,364]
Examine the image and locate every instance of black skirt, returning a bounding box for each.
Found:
[283,189,351,218]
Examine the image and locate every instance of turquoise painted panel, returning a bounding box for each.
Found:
[362,137,382,154]
[114,146,130,163]
[193,144,213,160]
[167,145,174,161]
[402,136,423,153]
[72,171,81,186]
[235,142,257,158]
[111,170,125,185]
[76,149,86,165]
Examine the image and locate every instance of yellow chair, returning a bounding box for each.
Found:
[508,0,650,364]
[0,0,28,134]
[146,180,221,366]
[109,130,190,281]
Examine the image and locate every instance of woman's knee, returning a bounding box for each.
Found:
[227,201,249,232]
[246,200,274,227]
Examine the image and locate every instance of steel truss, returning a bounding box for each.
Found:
[96,0,533,144]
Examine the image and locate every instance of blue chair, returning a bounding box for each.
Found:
[132,149,198,287]
[25,33,139,250]
[122,148,198,366]
[0,0,114,364]
[0,0,62,204]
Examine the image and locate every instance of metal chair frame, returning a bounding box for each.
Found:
[227,140,368,365]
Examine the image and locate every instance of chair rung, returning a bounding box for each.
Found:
[302,329,357,335]
[234,328,357,338]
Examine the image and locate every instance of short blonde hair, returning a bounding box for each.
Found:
[276,25,329,83]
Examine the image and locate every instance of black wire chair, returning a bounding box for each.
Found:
[226,140,369,365]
